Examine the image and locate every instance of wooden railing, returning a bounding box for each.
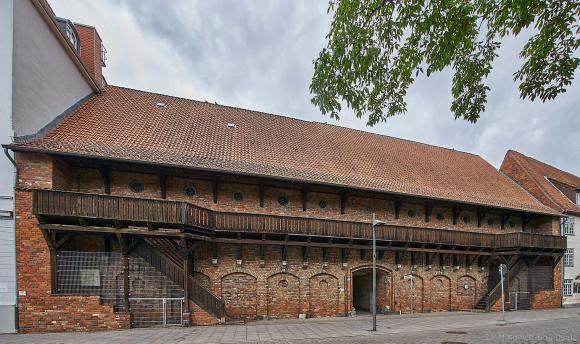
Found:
[134,241,226,319]
[33,189,566,250]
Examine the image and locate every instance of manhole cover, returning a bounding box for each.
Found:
[445,331,467,334]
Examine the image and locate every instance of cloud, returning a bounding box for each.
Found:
[50,0,579,174]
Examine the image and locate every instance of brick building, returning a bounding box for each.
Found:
[501,150,579,307]
[4,85,567,333]
[0,0,106,332]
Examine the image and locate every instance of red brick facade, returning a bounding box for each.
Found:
[15,153,130,333]
[13,152,563,332]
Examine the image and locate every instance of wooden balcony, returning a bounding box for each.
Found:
[32,189,566,252]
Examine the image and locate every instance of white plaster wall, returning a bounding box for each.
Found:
[0,0,16,333]
[12,0,93,137]
[563,215,580,306]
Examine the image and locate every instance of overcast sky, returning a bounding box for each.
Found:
[51,0,579,175]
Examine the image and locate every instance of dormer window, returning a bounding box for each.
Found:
[64,24,78,50]
[576,191,580,206]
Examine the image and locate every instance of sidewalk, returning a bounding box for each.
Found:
[1,307,579,344]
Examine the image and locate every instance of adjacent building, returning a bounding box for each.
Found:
[0,0,105,332]
[4,84,567,332]
[501,150,579,306]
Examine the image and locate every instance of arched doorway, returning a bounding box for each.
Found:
[267,272,300,318]
[351,267,393,313]
[221,272,258,320]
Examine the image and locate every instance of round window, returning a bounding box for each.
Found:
[487,218,495,226]
[509,221,516,228]
[278,196,289,206]
[436,213,444,220]
[366,205,375,214]
[278,280,288,288]
[129,180,144,193]
[463,216,470,224]
[233,192,243,201]
[184,186,196,197]
[319,200,327,209]
[407,209,416,218]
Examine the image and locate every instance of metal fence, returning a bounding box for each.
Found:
[55,251,125,311]
[55,250,186,326]
[129,298,184,327]
[508,292,531,311]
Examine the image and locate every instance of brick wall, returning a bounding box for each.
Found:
[192,242,490,319]
[15,153,130,333]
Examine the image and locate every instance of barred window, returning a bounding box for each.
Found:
[563,279,573,296]
[562,216,575,236]
[564,248,575,267]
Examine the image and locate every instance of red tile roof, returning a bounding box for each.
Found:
[10,86,558,215]
[501,150,580,215]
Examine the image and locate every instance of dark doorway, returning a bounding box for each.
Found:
[352,269,392,313]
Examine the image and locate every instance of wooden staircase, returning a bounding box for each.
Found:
[474,258,526,311]
[133,239,226,321]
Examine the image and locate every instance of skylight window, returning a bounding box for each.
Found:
[227,122,236,129]
[156,102,167,108]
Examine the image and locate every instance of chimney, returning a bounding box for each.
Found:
[74,23,106,89]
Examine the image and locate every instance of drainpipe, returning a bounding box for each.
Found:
[4,147,18,331]
[560,216,565,308]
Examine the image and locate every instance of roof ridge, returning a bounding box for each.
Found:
[107,85,480,158]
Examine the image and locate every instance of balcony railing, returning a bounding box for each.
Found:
[32,189,566,250]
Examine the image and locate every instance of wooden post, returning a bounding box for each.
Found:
[41,229,58,293]
[183,252,191,315]
[117,234,130,313]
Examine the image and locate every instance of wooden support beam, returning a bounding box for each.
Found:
[116,233,130,312]
[322,247,329,264]
[522,216,533,232]
[159,174,167,199]
[395,251,402,265]
[183,250,191,314]
[259,181,265,208]
[104,235,112,252]
[394,200,402,220]
[477,210,487,228]
[126,236,143,255]
[40,228,58,293]
[477,255,483,268]
[260,234,266,262]
[553,255,562,267]
[425,252,432,266]
[281,235,289,262]
[99,165,111,195]
[466,255,473,267]
[302,185,308,211]
[341,247,349,264]
[501,214,510,230]
[55,233,73,250]
[212,240,218,262]
[452,207,462,225]
[378,250,385,260]
[236,233,242,261]
[212,176,219,204]
[359,249,366,260]
[302,246,310,264]
[340,191,348,215]
[411,252,416,266]
[424,203,433,223]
